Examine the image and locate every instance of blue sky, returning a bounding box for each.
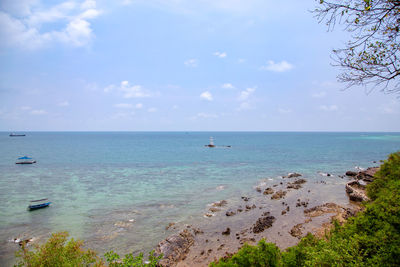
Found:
[0,0,399,131]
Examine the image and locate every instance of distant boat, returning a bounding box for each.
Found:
[9,133,26,137]
[16,156,36,164]
[28,198,51,211]
[205,137,216,148]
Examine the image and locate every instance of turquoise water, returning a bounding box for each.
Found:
[0,132,399,264]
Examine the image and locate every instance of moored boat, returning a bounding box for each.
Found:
[28,198,51,210]
[16,156,36,164]
[9,133,26,137]
[205,137,216,147]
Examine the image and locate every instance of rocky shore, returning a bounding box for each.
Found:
[155,167,378,266]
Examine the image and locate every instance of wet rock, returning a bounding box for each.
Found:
[287,173,302,178]
[241,196,250,202]
[271,190,287,200]
[290,224,303,238]
[346,171,357,176]
[204,213,214,218]
[166,222,176,230]
[226,210,236,217]
[155,229,194,267]
[252,216,276,233]
[293,179,307,184]
[281,210,287,215]
[193,228,204,235]
[356,167,379,182]
[256,187,262,193]
[345,181,370,202]
[237,207,243,213]
[212,200,228,207]
[222,228,231,235]
[263,188,274,195]
[209,207,221,213]
[287,183,302,190]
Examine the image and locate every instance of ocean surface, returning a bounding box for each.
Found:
[0,132,399,265]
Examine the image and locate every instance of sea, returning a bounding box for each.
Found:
[0,132,399,265]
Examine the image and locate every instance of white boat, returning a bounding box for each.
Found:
[205,137,216,147]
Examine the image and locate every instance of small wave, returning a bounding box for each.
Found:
[355,166,365,171]
[216,185,225,191]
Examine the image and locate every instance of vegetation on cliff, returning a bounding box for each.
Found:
[211,152,400,266]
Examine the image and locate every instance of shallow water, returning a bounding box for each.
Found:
[0,132,399,265]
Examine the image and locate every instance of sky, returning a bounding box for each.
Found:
[0,0,399,131]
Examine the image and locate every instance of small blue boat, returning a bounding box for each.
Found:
[28,198,51,210]
[16,156,36,164]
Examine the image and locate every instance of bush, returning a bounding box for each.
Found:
[15,232,162,267]
[15,232,102,267]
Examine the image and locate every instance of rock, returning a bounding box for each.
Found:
[346,171,357,176]
[155,229,194,266]
[237,207,243,213]
[209,207,221,213]
[241,196,250,201]
[226,210,236,216]
[271,190,287,200]
[293,179,307,184]
[166,222,176,230]
[263,188,274,195]
[212,200,228,207]
[290,223,303,238]
[356,167,379,182]
[222,228,231,235]
[287,173,302,178]
[252,216,276,233]
[281,210,287,215]
[256,187,262,193]
[193,228,203,235]
[345,180,370,202]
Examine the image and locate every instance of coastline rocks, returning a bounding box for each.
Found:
[345,180,370,202]
[287,179,307,190]
[356,167,379,182]
[211,200,228,207]
[226,209,236,217]
[271,190,287,200]
[263,188,274,195]
[155,229,195,267]
[286,173,302,178]
[252,215,276,233]
[290,224,303,238]
[345,171,357,177]
[222,228,231,235]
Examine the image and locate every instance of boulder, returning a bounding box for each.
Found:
[346,171,357,176]
[155,229,194,266]
[345,181,370,202]
[252,215,276,233]
[271,190,287,200]
[222,228,231,235]
[287,173,302,178]
[356,167,379,182]
[263,188,274,195]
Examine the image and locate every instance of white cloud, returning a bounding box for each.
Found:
[114,103,133,109]
[30,109,47,115]
[135,103,143,109]
[260,60,294,72]
[200,91,213,101]
[213,51,227,58]
[147,107,157,112]
[105,81,152,98]
[311,91,327,98]
[222,83,235,89]
[0,1,101,49]
[20,106,31,110]
[184,58,198,67]
[58,101,70,107]
[319,105,338,111]
[238,87,255,101]
[278,108,292,114]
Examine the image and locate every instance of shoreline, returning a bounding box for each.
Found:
[155,168,378,266]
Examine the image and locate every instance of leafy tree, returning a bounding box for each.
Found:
[15,232,102,267]
[314,0,400,93]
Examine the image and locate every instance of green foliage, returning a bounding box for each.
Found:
[210,240,281,267]
[15,232,102,267]
[15,232,162,267]
[104,250,162,267]
[212,152,400,267]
